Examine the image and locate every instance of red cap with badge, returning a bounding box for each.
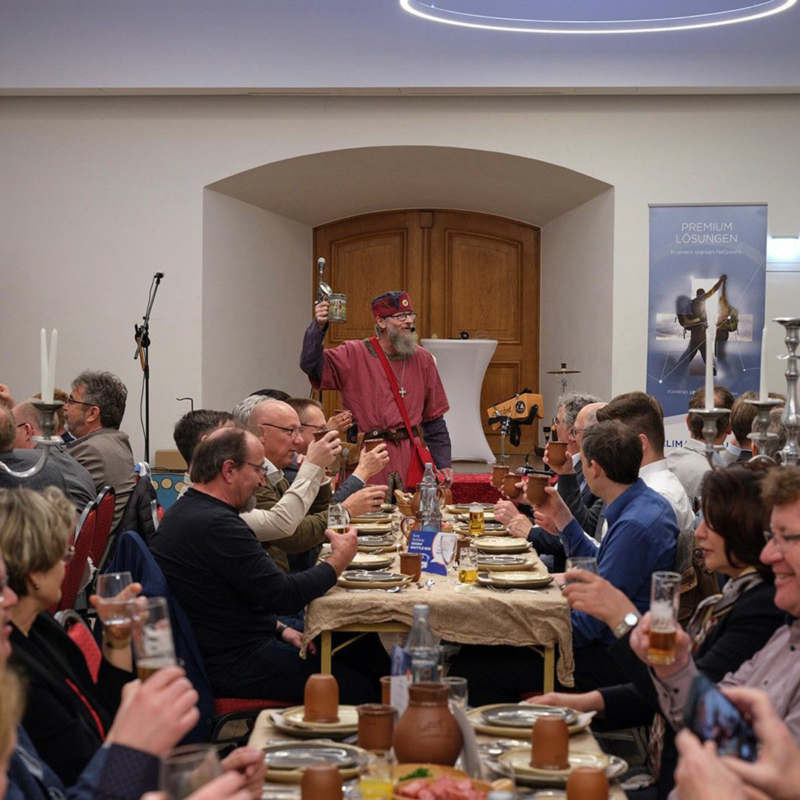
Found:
[371,291,414,318]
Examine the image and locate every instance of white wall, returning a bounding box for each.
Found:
[2,94,799,457]
[202,191,312,412]
[540,189,615,402]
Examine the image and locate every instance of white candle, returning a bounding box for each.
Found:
[40,328,48,400]
[704,295,717,410]
[46,329,58,403]
[759,327,768,400]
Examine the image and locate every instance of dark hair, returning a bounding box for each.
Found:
[173,410,234,465]
[250,389,291,402]
[730,391,758,445]
[597,391,665,454]
[285,398,323,421]
[688,385,734,438]
[72,370,128,429]
[701,463,775,579]
[190,428,249,484]
[581,420,642,485]
[761,465,800,510]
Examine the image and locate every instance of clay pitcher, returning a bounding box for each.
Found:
[393,682,463,766]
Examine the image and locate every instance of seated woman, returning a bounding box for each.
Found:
[0,486,139,785]
[536,464,785,798]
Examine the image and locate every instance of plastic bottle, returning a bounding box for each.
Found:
[405,604,441,682]
[419,463,442,531]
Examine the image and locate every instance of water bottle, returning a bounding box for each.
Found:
[419,463,442,531]
[405,604,441,682]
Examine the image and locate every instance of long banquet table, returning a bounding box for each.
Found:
[301,550,575,692]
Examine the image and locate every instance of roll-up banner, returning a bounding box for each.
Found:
[647,204,768,449]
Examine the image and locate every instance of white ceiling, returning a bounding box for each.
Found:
[207,146,612,227]
[2,0,800,94]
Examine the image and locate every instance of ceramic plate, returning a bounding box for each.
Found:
[269,710,356,741]
[478,571,554,589]
[349,512,392,523]
[350,552,396,570]
[355,522,393,534]
[499,748,610,779]
[453,521,506,533]
[481,704,579,729]
[260,786,300,799]
[262,741,366,783]
[338,572,412,590]
[280,705,360,730]
[507,753,627,788]
[467,707,594,738]
[476,555,535,572]
[474,537,530,553]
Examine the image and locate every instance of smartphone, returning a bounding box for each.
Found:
[683,674,758,761]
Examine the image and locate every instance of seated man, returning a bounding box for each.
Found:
[173,408,234,495]
[151,427,386,703]
[451,421,677,704]
[720,391,758,465]
[65,370,136,531]
[0,406,71,499]
[11,399,96,510]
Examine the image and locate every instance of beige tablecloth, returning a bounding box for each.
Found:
[302,555,575,687]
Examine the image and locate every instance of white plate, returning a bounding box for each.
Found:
[480,704,579,728]
[338,572,412,590]
[281,705,360,730]
[350,552,395,570]
[478,571,554,589]
[475,537,531,553]
[500,748,610,778]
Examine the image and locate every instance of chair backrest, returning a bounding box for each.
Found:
[114,472,161,549]
[90,485,116,565]
[56,499,98,612]
[104,531,214,742]
[56,609,102,682]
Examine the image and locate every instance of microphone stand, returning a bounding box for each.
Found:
[134,273,164,464]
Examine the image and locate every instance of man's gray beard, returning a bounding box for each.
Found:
[387,325,418,357]
[240,493,258,513]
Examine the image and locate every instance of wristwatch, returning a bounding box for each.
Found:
[613,611,641,640]
[275,621,287,639]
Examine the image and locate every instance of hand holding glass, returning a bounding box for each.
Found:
[647,571,682,665]
[328,503,350,535]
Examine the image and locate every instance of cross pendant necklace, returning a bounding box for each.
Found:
[391,358,408,398]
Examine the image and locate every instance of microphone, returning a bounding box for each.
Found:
[154,272,165,279]
[409,326,416,333]
[317,257,325,270]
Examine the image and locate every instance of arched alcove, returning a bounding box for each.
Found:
[201,146,614,413]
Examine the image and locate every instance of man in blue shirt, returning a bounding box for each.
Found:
[450,420,677,703]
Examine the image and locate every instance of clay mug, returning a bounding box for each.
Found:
[492,465,510,488]
[503,472,522,499]
[546,441,569,469]
[301,763,343,800]
[525,475,551,506]
[303,674,340,723]
[400,552,422,582]
[357,703,396,751]
[530,714,570,770]
[566,766,609,799]
[380,675,392,705]
[363,438,384,453]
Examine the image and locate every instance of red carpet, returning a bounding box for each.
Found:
[451,473,501,505]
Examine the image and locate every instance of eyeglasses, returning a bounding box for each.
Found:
[237,460,270,477]
[571,427,587,436]
[763,529,800,552]
[301,423,328,433]
[62,545,76,565]
[386,312,417,322]
[257,422,303,438]
[66,395,94,408]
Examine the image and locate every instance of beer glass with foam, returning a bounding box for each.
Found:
[647,571,682,665]
[327,502,350,535]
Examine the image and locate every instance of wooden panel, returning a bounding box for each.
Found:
[445,232,522,343]
[481,362,520,447]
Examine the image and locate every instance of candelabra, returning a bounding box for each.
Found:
[693,407,732,470]
[0,400,64,479]
[745,397,783,464]
[774,317,800,467]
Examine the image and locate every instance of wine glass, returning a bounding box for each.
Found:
[94,571,135,640]
[159,744,222,800]
[443,676,469,710]
[439,532,458,583]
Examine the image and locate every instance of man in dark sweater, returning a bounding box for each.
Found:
[151,427,384,703]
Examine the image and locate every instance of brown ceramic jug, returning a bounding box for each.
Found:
[393,682,463,766]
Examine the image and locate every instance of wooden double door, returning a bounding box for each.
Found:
[313,210,540,455]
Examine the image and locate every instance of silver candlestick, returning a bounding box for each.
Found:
[774,317,800,467]
[0,399,64,479]
[693,407,732,469]
[745,397,784,463]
